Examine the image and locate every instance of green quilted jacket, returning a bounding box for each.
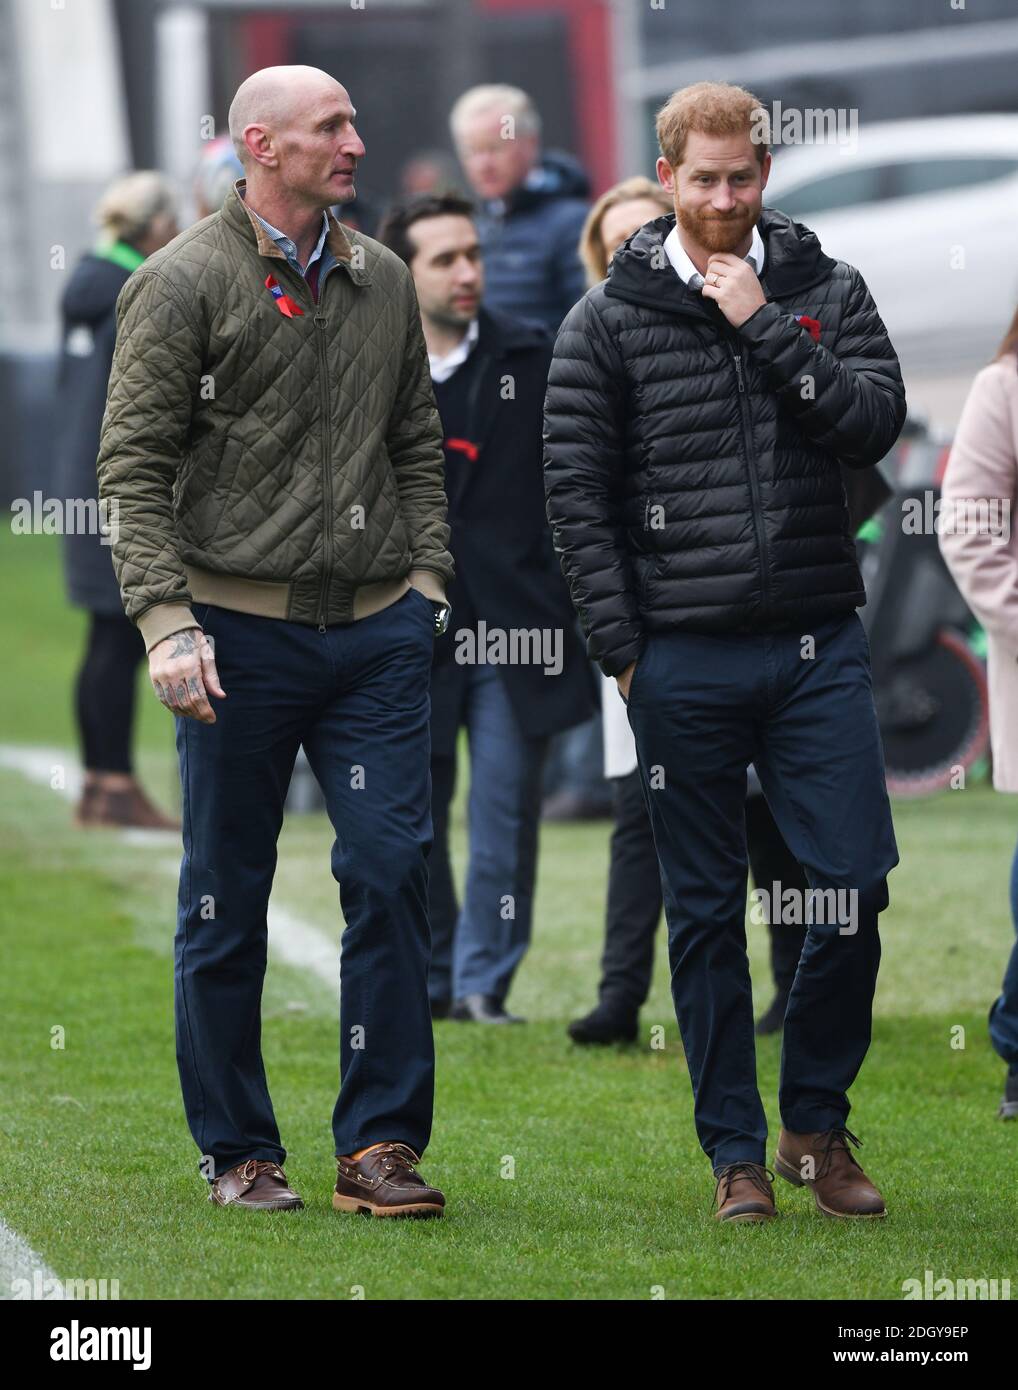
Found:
[96,180,453,652]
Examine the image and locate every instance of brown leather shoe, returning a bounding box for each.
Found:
[208,1158,304,1210]
[712,1162,776,1222]
[74,775,180,831]
[774,1127,886,1218]
[72,776,101,828]
[333,1142,445,1218]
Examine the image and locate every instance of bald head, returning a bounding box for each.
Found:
[229,66,347,164]
[226,65,364,210]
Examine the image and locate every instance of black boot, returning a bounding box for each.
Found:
[568,1004,638,1045]
[755,989,790,1036]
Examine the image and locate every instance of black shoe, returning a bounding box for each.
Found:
[755,990,790,1036]
[999,1064,1018,1119]
[430,998,451,1020]
[450,993,525,1024]
[568,1005,638,1045]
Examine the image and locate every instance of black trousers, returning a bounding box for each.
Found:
[75,610,146,773]
[596,771,808,1018]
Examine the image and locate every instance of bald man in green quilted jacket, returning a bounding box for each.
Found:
[97,66,454,1217]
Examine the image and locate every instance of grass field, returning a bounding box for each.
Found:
[2,531,1016,1300]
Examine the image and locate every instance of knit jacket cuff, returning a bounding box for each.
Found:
[408,568,448,605]
[137,602,201,654]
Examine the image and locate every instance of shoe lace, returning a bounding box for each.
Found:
[209,1158,287,1201]
[711,1162,775,1212]
[237,1159,285,1183]
[374,1143,422,1177]
[812,1127,863,1181]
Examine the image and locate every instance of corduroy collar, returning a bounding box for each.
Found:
[222,178,372,285]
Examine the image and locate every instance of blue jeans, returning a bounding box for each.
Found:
[174,587,436,1177]
[988,835,1018,1068]
[542,707,609,803]
[625,611,899,1171]
[429,662,547,1003]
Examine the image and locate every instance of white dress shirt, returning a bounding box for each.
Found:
[428,317,480,384]
[601,220,767,782]
[663,221,765,287]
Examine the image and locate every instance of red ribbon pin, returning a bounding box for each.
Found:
[265,275,304,318]
[445,437,479,462]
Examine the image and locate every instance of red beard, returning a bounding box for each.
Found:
[677,201,756,254]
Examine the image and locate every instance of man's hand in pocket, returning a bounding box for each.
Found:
[617,660,637,702]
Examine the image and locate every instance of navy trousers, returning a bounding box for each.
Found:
[174,587,436,1179]
[624,611,899,1171]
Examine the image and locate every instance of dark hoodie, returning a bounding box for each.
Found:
[55,251,136,613]
[474,150,590,334]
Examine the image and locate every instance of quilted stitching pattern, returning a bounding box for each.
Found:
[96,187,453,630]
[543,210,906,676]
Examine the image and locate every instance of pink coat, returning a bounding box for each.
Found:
[939,358,1018,793]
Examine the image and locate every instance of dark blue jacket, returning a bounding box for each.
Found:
[474,151,590,335]
[55,252,133,614]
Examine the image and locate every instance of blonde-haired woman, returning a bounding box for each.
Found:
[56,171,178,828]
[569,177,809,1046]
[939,308,1018,1118]
[577,176,673,287]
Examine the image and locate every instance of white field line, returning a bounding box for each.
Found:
[0,744,341,1297]
[0,744,340,990]
[0,1217,69,1300]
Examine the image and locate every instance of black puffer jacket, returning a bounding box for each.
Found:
[543,208,906,676]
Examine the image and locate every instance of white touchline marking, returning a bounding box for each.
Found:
[0,745,341,1289]
[0,744,83,798]
[264,902,341,991]
[0,745,341,994]
[0,1217,70,1300]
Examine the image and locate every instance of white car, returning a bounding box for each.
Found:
[763,116,1018,373]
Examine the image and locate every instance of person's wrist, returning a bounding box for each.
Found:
[139,601,202,654]
[147,623,203,655]
[407,567,448,605]
[735,299,774,335]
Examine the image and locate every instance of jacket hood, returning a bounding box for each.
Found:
[492,150,591,216]
[61,253,131,325]
[604,207,837,318]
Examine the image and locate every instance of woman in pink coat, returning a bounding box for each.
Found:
[939,309,1018,1118]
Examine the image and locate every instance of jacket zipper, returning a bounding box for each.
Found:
[315,309,332,631]
[268,255,341,632]
[730,342,772,617]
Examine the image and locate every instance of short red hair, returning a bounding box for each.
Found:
[656,81,770,168]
